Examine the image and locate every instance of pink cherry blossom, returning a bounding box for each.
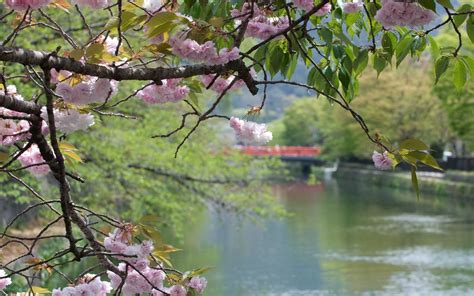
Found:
[294,0,314,11]
[169,38,240,65]
[342,1,363,14]
[314,3,332,16]
[107,263,166,295]
[372,151,393,170]
[51,275,111,296]
[137,79,190,104]
[0,118,30,146]
[105,227,168,295]
[70,0,110,9]
[143,0,164,12]
[201,74,245,93]
[151,289,167,296]
[169,285,187,296]
[231,4,289,40]
[102,36,119,54]
[0,86,34,146]
[0,270,12,290]
[230,117,273,145]
[188,276,207,293]
[5,0,51,10]
[18,144,50,176]
[41,107,94,134]
[375,0,436,28]
[231,2,261,20]
[246,15,290,40]
[52,70,118,105]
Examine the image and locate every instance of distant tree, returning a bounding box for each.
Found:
[314,61,450,159]
[434,26,474,155]
[280,98,321,146]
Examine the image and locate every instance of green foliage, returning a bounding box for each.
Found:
[297,61,449,160]
[278,98,322,146]
[433,22,474,153]
[65,100,286,236]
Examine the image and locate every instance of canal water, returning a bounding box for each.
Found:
[171,180,474,296]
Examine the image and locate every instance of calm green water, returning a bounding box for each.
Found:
[171,180,474,296]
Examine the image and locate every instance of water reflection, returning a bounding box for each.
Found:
[171,180,474,296]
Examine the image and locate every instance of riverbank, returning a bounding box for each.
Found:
[314,163,474,200]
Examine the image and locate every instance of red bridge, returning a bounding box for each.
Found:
[239,146,321,157]
[238,146,322,176]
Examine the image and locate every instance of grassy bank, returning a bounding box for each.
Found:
[313,163,474,200]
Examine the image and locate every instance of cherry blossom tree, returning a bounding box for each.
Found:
[0,0,472,294]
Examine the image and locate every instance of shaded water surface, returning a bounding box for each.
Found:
[171,180,474,296]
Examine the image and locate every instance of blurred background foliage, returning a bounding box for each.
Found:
[1,0,474,237]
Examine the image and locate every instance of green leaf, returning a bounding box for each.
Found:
[373,53,387,76]
[382,32,395,57]
[147,22,175,39]
[400,138,429,150]
[428,35,439,60]
[338,67,351,91]
[29,286,50,294]
[453,4,471,27]
[320,27,333,44]
[68,48,84,61]
[286,54,298,79]
[85,43,105,63]
[434,56,450,84]
[420,153,443,171]
[147,11,179,28]
[405,151,442,171]
[307,67,318,86]
[411,166,420,200]
[418,0,436,12]
[395,35,414,66]
[60,141,83,163]
[467,15,474,44]
[139,224,162,243]
[353,49,368,76]
[462,56,474,77]
[104,17,119,31]
[0,151,9,163]
[436,0,453,9]
[187,267,213,278]
[208,16,224,27]
[453,58,467,90]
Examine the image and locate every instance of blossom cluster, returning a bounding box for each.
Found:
[52,69,118,106]
[41,107,94,134]
[169,37,240,65]
[143,0,163,12]
[104,227,207,296]
[71,0,110,9]
[0,269,12,291]
[294,0,332,16]
[0,86,31,146]
[108,263,167,296]
[372,151,393,170]
[375,0,436,28]
[52,275,112,296]
[104,228,153,264]
[231,3,290,40]
[18,144,51,175]
[188,276,207,294]
[5,0,51,10]
[201,74,245,93]
[137,79,190,104]
[230,117,273,145]
[341,0,364,14]
[0,115,30,146]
